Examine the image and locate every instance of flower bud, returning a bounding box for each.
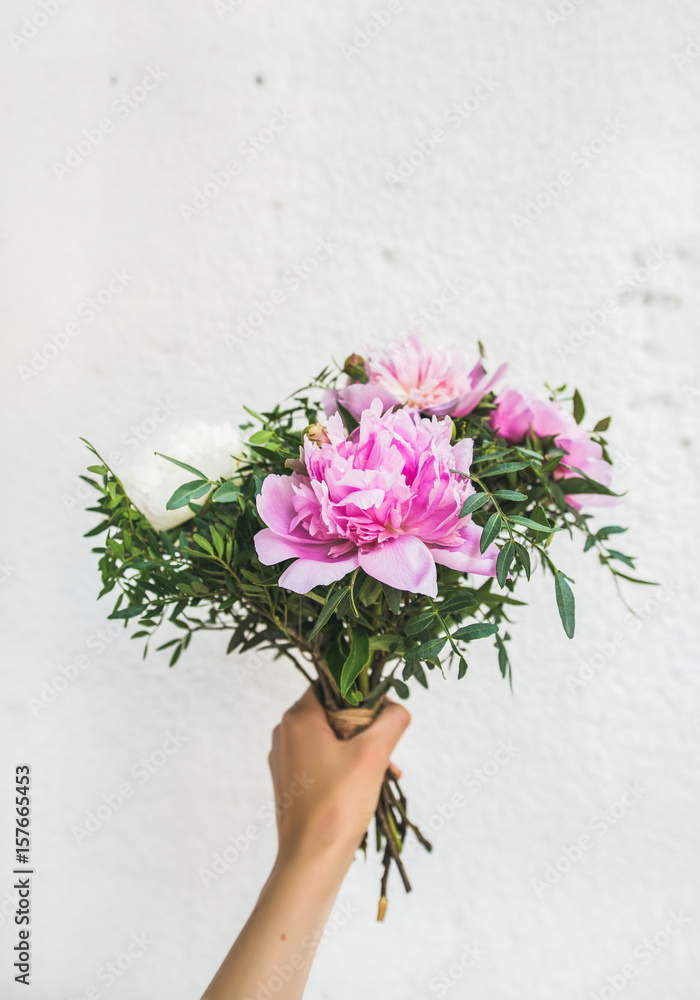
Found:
[343,354,369,383]
[303,423,331,446]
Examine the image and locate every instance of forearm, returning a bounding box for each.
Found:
[200,687,409,999]
[201,844,351,1000]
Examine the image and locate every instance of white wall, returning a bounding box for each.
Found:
[2,1,699,997]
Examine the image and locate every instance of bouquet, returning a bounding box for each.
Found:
[81,335,647,918]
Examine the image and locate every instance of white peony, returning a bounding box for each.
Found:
[120,421,242,531]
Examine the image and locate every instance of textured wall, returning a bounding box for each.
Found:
[2,0,700,997]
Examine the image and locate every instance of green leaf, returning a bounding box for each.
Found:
[80,437,99,455]
[529,506,551,527]
[480,512,503,553]
[513,445,547,462]
[249,430,274,444]
[382,584,402,615]
[593,416,611,433]
[596,525,627,539]
[87,464,108,475]
[459,493,490,517]
[358,573,383,607]
[160,531,177,556]
[404,636,447,662]
[325,634,346,688]
[156,453,208,479]
[540,454,564,474]
[573,389,585,424]
[554,573,575,638]
[513,541,531,581]
[509,515,561,533]
[559,477,618,497]
[347,571,362,618]
[458,657,469,679]
[610,571,657,585]
[157,638,180,652]
[193,534,215,556]
[334,590,352,620]
[392,679,410,699]
[169,600,187,621]
[402,660,429,688]
[211,482,241,502]
[491,490,527,501]
[452,622,499,641]
[209,525,225,559]
[494,634,510,679]
[84,520,111,537]
[606,549,636,569]
[165,479,211,510]
[108,605,148,620]
[480,461,531,478]
[80,476,105,493]
[309,587,349,640]
[404,612,437,636]
[496,540,515,588]
[340,627,371,698]
[368,634,398,651]
[471,448,513,465]
[439,592,478,615]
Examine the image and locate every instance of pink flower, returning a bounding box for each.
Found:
[254,398,500,597]
[325,335,506,421]
[490,388,615,510]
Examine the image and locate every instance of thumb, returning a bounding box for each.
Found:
[355,699,411,760]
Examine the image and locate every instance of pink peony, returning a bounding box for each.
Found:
[254,398,500,597]
[489,388,615,510]
[325,335,507,421]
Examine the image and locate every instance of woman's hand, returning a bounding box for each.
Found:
[201,687,410,1000]
[268,687,411,871]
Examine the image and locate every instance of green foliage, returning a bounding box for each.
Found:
[452,622,499,641]
[340,627,371,698]
[166,480,211,510]
[480,512,503,552]
[554,572,576,638]
[81,367,646,709]
[459,492,491,517]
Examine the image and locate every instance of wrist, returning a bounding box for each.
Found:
[253,839,352,939]
[274,830,358,890]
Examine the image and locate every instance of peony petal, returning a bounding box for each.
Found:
[278,554,359,594]
[489,387,532,441]
[420,394,462,418]
[450,362,508,417]
[322,388,340,418]
[334,488,385,510]
[256,475,298,536]
[254,528,334,566]
[430,520,499,578]
[358,534,437,597]
[336,383,400,421]
[450,436,474,477]
[556,439,617,511]
[564,492,619,511]
[530,398,569,438]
